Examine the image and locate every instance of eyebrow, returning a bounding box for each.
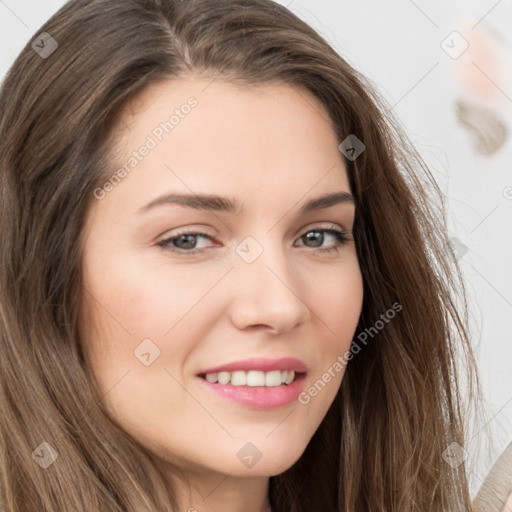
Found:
[137,190,355,215]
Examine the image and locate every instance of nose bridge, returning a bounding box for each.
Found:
[229,232,310,331]
[235,233,293,289]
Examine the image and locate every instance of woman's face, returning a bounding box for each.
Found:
[80,76,363,483]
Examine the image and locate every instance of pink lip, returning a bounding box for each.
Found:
[196,357,308,410]
[197,373,306,409]
[198,357,307,375]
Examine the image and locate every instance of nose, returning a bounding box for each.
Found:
[228,238,311,334]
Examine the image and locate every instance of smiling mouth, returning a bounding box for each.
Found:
[198,369,303,387]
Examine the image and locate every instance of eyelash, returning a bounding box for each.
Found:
[156,226,351,256]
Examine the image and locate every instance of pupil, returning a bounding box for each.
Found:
[305,231,322,247]
[176,234,196,249]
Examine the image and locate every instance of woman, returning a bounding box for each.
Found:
[0,0,484,510]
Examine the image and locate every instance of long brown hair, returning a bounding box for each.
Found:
[0,0,486,510]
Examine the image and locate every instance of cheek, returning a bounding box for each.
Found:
[308,260,363,347]
[82,252,223,340]
[299,259,363,409]
[79,252,231,391]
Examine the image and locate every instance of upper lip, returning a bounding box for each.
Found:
[198,357,307,375]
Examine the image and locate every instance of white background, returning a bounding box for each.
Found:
[1,0,511,498]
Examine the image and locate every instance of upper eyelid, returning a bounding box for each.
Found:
[159,222,349,241]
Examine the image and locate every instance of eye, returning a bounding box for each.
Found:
[157,231,215,253]
[295,227,350,254]
[157,225,351,255]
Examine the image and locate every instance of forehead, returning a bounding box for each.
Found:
[97,75,351,217]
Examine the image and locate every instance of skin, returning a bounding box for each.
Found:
[80,75,364,512]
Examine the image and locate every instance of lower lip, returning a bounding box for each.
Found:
[197,373,306,409]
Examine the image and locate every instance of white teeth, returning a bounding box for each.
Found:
[202,369,297,386]
[230,371,247,386]
[217,371,231,385]
[205,372,218,383]
[265,370,282,387]
[246,370,265,386]
[284,370,295,384]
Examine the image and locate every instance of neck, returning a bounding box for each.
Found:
[159,463,271,512]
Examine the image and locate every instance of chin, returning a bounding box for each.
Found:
[222,437,309,477]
